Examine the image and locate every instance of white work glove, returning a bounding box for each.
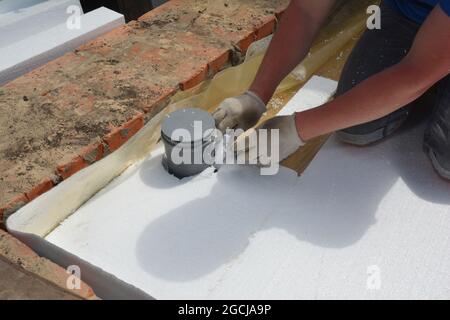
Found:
[235,114,305,166]
[212,91,266,132]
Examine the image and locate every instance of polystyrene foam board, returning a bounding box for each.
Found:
[0,6,124,85]
[42,121,450,299]
[0,0,82,49]
[0,0,45,14]
[9,76,450,299]
[277,75,337,115]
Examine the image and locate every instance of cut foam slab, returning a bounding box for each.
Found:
[9,76,450,299]
[0,0,45,14]
[0,0,82,49]
[42,125,450,300]
[0,6,124,85]
[277,75,338,115]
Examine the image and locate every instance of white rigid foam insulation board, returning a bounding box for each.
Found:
[0,6,124,85]
[0,0,82,49]
[8,76,450,299]
[277,75,338,115]
[0,0,46,14]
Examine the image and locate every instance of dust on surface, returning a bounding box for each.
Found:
[0,76,139,206]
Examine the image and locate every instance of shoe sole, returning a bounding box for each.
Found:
[427,148,450,181]
[336,118,406,146]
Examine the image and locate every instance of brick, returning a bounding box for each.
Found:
[237,31,257,54]
[53,83,97,115]
[56,156,88,181]
[0,195,28,229]
[127,30,224,91]
[137,0,184,22]
[104,114,145,153]
[275,6,287,20]
[141,86,177,115]
[208,49,231,75]
[79,141,104,165]
[25,178,54,202]
[0,229,97,299]
[255,17,276,40]
[103,130,122,153]
[180,64,208,90]
[0,231,38,259]
[76,24,135,57]
[56,142,105,180]
[5,53,87,93]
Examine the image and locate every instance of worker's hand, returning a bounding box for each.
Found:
[212,91,266,132]
[235,114,305,166]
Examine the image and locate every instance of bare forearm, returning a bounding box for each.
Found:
[296,63,437,141]
[296,5,450,142]
[250,0,334,104]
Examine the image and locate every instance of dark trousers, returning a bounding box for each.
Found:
[336,2,450,178]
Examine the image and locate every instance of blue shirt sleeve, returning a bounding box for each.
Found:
[439,0,450,17]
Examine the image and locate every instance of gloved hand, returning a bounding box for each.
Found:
[235,114,305,166]
[212,91,266,132]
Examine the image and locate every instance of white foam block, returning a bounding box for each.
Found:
[0,0,46,14]
[0,6,124,85]
[0,0,82,49]
[277,75,338,115]
[44,76,450,299]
